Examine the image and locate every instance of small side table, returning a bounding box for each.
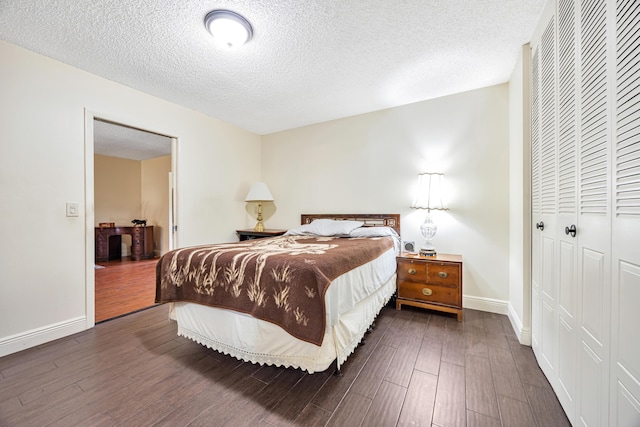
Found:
[236,229,287,241]
[396,252,463,321]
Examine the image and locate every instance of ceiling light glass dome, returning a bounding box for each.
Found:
[204,10,253,49]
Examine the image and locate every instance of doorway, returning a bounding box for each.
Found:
[86,113,177,324]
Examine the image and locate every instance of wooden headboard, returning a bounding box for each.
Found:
[301,214,400,235]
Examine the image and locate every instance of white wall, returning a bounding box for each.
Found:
[508,45,532,344]
[262,85,511,310]
[0,40,261,356]
[0,38,522,356]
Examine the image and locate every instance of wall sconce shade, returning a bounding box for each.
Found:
[245,182,274,232]
[204,10,253,49]
[411,173,448,256]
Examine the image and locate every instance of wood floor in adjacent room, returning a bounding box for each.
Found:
[0,304,570,426]
[94,257,159,323]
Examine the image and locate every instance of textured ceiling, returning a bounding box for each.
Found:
[0,0,545,136]
[94,120,171,161]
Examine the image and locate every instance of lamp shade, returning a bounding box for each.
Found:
[245,182,274,202]
[410,173,448,210]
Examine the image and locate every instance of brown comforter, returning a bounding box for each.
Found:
[156,235,394,345]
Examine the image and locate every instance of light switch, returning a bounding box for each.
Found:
[66,202,79,217]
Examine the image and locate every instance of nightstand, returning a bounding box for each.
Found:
[396,253,463,321]
[236,229,287,241]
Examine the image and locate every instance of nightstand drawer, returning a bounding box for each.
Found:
[397,281,459,306]
[426,263,460,287]
[397,261,427,283]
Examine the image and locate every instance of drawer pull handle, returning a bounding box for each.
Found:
[438,272,448,279]
[422,288,433,296]
[408,268,417,275]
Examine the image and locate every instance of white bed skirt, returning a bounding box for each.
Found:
[170,275,396,373]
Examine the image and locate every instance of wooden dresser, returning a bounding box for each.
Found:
[95,226,154,262]
[396,253,463,321]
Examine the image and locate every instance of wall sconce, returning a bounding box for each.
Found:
[410,173,448,256]
[245,182,274,232]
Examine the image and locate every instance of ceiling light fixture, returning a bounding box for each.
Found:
[204,10,253,49]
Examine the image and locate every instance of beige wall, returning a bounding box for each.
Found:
[0,40,261,356]
[94,154,171,257]
[142,155,171,256]
[94,154,143,256]
[262,84,511,308]
[94,154,143,226]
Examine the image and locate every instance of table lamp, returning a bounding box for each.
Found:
[410,173,448,256]
[245,182,274,232]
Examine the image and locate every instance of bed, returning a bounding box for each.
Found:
[155,214,400,374]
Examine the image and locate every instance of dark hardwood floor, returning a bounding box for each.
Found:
[95,257,159,323]
[0,303,570,426]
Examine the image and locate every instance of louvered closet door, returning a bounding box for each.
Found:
[531,0,559,387]
[540,11,560,382]
[531,38,543,359]
[531,38,543,358]
[556,0,579,419]
[576,0,612,425]
[610,0,640,424]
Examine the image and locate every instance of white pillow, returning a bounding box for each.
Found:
[348,226,399,238]
[349,226,401,254]
[285,219,364,237]
[284,224,315,236]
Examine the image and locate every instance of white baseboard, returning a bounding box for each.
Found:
[463,296,533,343]
[0,316,87,358]
[507,304,532,345]
[463,295,509,315]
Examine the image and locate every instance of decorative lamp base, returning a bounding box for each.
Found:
[253,201,265,232]
[420,247,437,257]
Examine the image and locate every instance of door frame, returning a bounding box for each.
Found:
[84,109,178,328]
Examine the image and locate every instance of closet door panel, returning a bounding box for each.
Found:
[531,233,542,351]
[611,0,640,423]
[616,264,640,376]
[617,263,640,370]
[531,183,542,351]
[577,0,612,423]
[558,242,576,318]
[579,341,605,426]
[615,383,640,427]
[580,248,606,343]
[558,238,577,412]
[558,314,576,408]
[539,6,559,381]
[530,4,544,356]
[612,261,640,424]
[541,236,557,372]
[556,0,579,416]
